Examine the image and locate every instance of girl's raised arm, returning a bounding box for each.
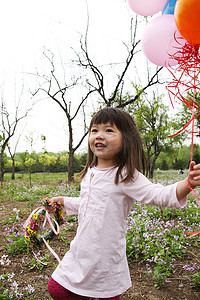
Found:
[176,161,200,201]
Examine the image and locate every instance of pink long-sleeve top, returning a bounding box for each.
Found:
[52,166,187,298]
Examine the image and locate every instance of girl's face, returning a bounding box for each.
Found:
[89,122,122,168]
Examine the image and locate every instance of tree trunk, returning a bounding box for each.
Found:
[0,150,4,186]
[68,119,74,182]
[9,152,15,180]
[149,156,156,179]
[11,160,15,180]
[149,152,160,179]
[68,150,74,182]
[0,143,7,185]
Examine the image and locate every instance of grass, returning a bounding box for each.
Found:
[0,170,200,298]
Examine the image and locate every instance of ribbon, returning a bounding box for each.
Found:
[185,186,200,238]
[23,206,61,265]
[166,41,200,238]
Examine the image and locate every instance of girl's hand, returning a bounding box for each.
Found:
[187,161,200,189]
[47,196,64,213]
[177,161,200,200]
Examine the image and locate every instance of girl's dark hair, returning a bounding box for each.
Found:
[80,107,147,184]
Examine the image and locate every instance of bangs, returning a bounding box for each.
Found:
[89,107,122,131]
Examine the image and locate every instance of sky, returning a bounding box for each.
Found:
[0,0,166,154]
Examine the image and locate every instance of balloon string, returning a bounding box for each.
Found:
[185,186,200,238]
[166,43,200,138]
[166,43,200,238]
[190,68,196,162]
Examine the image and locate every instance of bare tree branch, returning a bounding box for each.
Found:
[0,88,31,183]
[117,67,163,108]
[32,49,95,181]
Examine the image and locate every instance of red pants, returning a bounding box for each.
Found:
[48,277,120,300]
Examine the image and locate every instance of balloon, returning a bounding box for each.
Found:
[162,0,177,14]
[127,0,167,16]
[175,0,200,44]
[141,15,186,66]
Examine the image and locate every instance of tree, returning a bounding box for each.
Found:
[7,144,16,180]
[39,153,50,172]
[59,153,69,172]
[7,130,23,180]
[71,14,163,179]
[173,145,191,170]
[75,16,163,109]
[25,157,36,187]
[0,91,30,185]
[17,151,28,177]
[25,132,36,187]
[33,7,164,182]
[129,91,184,178]
[39,153,57,180]
[40,134,48,177]
[34,50,93,182]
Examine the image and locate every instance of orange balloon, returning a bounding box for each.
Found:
[174,0,200,44]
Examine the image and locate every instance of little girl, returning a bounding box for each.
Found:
[48,107,200,300]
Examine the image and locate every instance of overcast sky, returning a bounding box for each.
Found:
[0,0,162,154]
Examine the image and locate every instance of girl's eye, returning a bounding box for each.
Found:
[106,129,113,132]
[91,129,98,133]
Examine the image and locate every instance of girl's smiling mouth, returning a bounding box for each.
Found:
[95,142,106,148]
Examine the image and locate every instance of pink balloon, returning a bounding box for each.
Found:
[141,15,186,67]
[127,0,167,16]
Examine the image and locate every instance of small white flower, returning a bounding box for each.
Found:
[10,280,18,291]
[25,284,35,294]
[7,273,15,281]
[0,255,11,266]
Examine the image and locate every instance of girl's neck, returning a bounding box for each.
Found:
[94,165,115,170]
[96,160,116,169]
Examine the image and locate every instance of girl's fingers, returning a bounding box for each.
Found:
[190,161,196,171]
[193,163,200,170]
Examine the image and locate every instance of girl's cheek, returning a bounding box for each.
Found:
[104,133,111,139]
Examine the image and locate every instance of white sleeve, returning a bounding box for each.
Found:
[63,197,80,215]
[123,170,187,208]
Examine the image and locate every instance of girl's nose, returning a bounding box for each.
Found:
[96,131,104,139]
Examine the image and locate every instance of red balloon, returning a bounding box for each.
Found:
[175,0,200,44]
